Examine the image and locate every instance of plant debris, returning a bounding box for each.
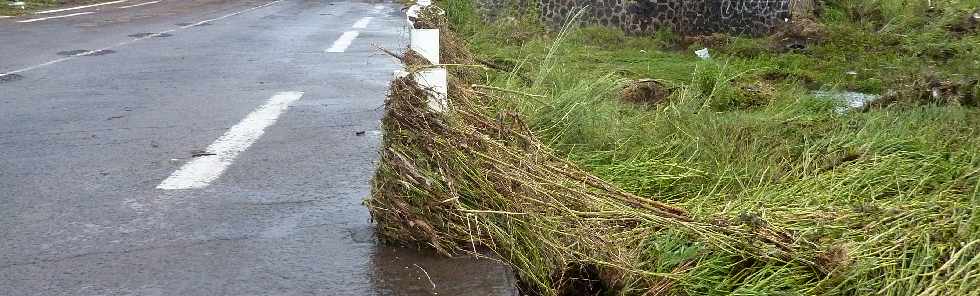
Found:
[367,12,828,296]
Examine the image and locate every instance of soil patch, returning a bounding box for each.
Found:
[621,79,672,106]
[947,10,979,37]
[770,18,827,52]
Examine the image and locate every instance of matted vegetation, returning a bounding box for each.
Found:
[369,1,979,295]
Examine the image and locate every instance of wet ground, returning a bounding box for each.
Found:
[0,0,516,295]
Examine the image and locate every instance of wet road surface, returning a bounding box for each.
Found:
[0,0,516,295]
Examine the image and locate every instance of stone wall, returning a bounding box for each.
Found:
[475,0,806,36]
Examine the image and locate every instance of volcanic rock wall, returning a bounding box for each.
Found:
[476,0,808,36]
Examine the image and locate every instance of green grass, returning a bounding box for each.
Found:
[0,0,103,16]
[438,0,979,294]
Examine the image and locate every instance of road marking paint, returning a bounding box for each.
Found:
[0,0,282,77]
[0,16,12,19]
[352,17,372,29]
[326,31,360,53]
[34,0,127,14]
[374,4,384,10]
[17,12,94,23]
[157,91,304,190]
[118,1,159,9]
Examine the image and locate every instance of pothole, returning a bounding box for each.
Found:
[83,49,116,56]
[0,73,24,83]
[57,49,90,56]
[128,32,153,38]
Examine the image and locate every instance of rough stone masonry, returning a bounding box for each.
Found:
[477,0,817,36]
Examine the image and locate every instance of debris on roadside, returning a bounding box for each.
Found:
[770,17,826,52]
[190,150,216,158]
[947,9,979,37]
[681,33,730,49]
[866,71,978,110]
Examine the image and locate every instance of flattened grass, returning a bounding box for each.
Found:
[433,0,979,294]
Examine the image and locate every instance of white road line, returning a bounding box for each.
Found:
[326,31,360,53]
[0,0,282,76]
[352,17,372,29]
[0,16,12,19]
[34,0,127,14]
[157,91,304,190]
[374,4,384,10]
[118,1,159,9]
[17,12,94,23]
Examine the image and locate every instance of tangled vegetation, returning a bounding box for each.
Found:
[369,1,979,295]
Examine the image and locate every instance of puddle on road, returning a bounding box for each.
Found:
[56,49,117,57]
[57,49,91,56]
[0,73,24,83]
[370,245,518,296]
[83,50,116,56]
[813,90,880,113]
[128,32,172,38]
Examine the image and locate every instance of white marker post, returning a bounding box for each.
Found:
[406,0,448,113]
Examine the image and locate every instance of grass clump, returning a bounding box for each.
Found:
[370,1,980,295]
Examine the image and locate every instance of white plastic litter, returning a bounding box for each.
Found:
[695,48,710,60]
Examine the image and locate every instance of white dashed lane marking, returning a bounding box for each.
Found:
[326,31,360,53]
[352,17,372,29]
[17,12,95,23]
[157,91,305,190]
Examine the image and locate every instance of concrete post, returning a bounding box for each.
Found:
[406,1,449,113]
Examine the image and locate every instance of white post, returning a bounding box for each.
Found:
[406,1,449,113]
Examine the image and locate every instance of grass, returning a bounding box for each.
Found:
[0,0,104,16]
[418,0,980,295]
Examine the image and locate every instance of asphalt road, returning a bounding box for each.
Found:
[0,1,515,295]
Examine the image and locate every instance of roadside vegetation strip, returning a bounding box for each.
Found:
[33,0,126,14]
[118,1,159,9]
[2,1,102,16]
[369,1,980,295]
